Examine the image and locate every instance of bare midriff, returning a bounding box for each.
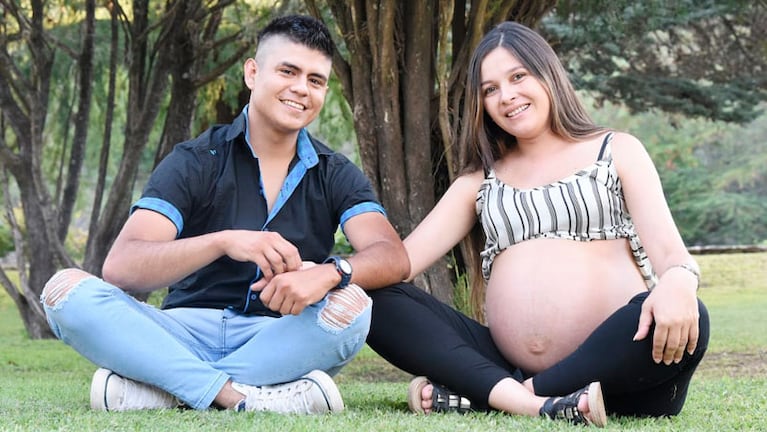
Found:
[485,238,647,374]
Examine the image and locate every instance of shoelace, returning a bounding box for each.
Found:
[242,379,315,413]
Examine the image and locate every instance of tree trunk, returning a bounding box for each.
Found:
[153,0,203,166]
[57,0,95,242]
[401,1,454,300]
[154,77,197,166]
[11,290,54,339]
[0,169,54,339]
[84,0,120,274]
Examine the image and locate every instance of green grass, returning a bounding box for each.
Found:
[1,254,765,431]
[697,253,767,352]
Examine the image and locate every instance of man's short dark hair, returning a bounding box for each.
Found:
[258,15,334,59]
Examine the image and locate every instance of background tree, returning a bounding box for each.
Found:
[0,0,88,338]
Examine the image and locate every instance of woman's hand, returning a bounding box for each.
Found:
[633,271,700,364]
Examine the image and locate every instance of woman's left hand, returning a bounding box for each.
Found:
[633,273,700,365]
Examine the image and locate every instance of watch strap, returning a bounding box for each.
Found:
[324,256,352,289]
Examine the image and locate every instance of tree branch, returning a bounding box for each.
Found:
[0,62,31,144]
[194,43,250,87]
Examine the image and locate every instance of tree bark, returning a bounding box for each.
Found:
[84,0,120,273]
[57,0,96,242]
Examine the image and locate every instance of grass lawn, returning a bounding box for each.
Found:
[1,253,765,431]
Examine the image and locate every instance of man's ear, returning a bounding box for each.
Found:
[243,58,258,88]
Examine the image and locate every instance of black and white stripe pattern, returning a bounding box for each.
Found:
[476,136,656,287]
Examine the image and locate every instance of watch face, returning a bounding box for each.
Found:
[339,259,353,275]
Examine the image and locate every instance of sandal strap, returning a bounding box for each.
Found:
[539,385,590,424]
[431,382,473,414]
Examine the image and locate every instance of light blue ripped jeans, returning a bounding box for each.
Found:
[41,269,372,410]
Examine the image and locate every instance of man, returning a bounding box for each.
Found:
[41,15,409,414]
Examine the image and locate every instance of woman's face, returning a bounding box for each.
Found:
[479,47,551,141]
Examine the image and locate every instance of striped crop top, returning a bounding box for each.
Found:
[475,133,657,287]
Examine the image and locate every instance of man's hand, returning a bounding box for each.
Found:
[251,261,334,315]
[223,230,302,280]
[633,274,699,365]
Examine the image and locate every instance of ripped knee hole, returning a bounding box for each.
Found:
[41,268,93,307]
[319,284,371,330]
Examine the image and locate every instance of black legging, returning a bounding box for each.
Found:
[366,282,709,417]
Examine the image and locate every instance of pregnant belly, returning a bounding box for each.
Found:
[484,239,646,373]
[486,289,606,373]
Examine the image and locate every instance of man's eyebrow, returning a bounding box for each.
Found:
[278,61,300,71]
[309,72,329,82]
[279,61,328,82]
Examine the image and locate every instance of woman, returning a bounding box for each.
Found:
[367,21,708,427]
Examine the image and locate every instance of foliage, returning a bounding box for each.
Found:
[588,97,767,245]
[545,0,766,124]
[331,228,353,256]
[192,5,273,131]
[668,177,767,245]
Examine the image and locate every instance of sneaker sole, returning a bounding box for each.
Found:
[303,370,345,413]
[90,368,179,411]
[90,368,116,411]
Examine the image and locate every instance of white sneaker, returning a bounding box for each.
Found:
[231,370,344,414]
[90,368,180,411]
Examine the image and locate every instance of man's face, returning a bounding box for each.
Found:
[244,36,332,134]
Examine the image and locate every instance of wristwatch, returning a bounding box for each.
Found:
[324,256,353,289]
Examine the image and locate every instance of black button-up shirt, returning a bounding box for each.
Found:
[132,108,384,316]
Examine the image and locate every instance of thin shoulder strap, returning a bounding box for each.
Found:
[596,132,613,161]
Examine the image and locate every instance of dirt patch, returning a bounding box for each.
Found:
[695,350,767,378]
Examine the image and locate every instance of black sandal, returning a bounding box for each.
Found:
[408,376,473,414]
[539,381,607,427]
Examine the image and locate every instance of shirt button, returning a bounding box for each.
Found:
[251,294,258,300]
